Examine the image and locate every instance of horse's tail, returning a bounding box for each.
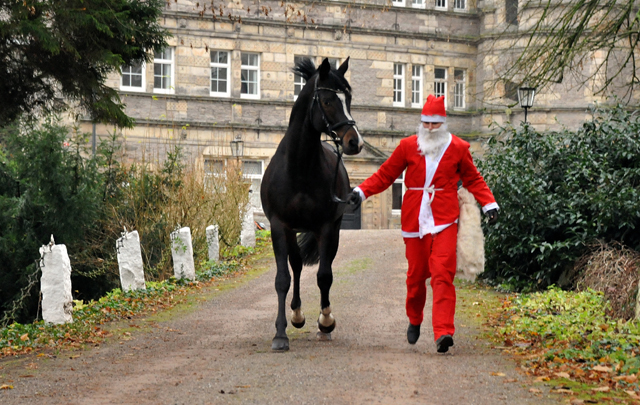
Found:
[297,232,320,265]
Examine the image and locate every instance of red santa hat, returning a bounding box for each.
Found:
[421,94,446,123]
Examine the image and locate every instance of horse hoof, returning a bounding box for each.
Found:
[317,319,336,334]
[271,337,290,351]
[291,318,306,328]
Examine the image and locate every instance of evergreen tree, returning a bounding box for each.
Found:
[0,0,169,127]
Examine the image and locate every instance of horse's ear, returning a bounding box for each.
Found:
[338,57,350,75]
[319,58,331,79]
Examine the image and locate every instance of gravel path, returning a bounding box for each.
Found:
[0,229,560,404]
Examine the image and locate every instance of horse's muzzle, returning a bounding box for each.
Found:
[341,126,364,155]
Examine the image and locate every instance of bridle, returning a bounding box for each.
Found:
[309,75,357,204]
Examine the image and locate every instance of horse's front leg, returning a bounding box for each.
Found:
[270,219,291,351]
[287,231,305,328]
[316,222,340,335]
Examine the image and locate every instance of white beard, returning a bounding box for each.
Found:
[416,123,450,160]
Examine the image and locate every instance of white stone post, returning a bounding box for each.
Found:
[206,225,219,263]
[39,236,73,324]
[240,204,256,248]
[116,229,146,292]
[171,226,196,281]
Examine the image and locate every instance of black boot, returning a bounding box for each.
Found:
[407,323,421,344]
[436,334,454,353]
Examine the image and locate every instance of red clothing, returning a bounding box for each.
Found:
[358,134,496,237]
[356,132,497,342]
[405,225,457,337]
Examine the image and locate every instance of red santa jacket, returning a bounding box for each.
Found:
[356,133,498,238]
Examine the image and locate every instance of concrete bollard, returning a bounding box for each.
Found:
[170,226,196,281]
[240,204,256,248]
[39,235,73,324]
[116,229,146,292]
[206,225,219,263]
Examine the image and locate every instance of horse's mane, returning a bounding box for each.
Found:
[292,58,317,81]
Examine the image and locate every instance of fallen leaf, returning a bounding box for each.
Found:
[624,390,640,398]
[534,376,550,382]
[570,399,585,405]
[529,388,542,393]
[491,372,506,376]
[0,384,13,390]
[553,388,574,395]
[555,372,571,379]
[592,386,610,392]
[592,365,612,372]
[504,378,517,383]
[20,333,29,341]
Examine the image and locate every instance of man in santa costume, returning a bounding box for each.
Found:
[347,94,499,353]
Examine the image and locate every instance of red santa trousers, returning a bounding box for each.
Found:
[403,223,457,341]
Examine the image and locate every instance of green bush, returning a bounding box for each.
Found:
[0,119,104,323]
[478,103,640,291]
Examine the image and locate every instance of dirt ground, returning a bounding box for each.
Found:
[0,229,561,405]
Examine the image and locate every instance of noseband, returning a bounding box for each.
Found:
[309,75,357,204]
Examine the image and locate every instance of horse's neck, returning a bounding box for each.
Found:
[283,103,323,176]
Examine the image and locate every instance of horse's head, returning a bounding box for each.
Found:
[307,57,363,155]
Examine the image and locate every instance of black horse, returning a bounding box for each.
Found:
[260,57,363,351]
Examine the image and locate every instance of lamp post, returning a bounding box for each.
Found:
[518,86,536,123]
[230,135,244,162]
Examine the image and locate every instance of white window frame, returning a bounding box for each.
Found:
[120,61,146,92]
[435,0,447,9]
[411,65,423,108]
[391,171,405,215]
[153,48,174,94]
[392,0,406,6]
[454,69,466,109]
[210,50,231,98]
[411,0,425,9]
[241,52,260,100]
[393,63,405,107]
[453,0,466,10]
[204,158,226,176]
[434,67,447,100]
[242,160,264,180]
[293,55,306,101]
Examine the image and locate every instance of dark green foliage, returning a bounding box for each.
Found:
[0,119,105,323]
[478,103,640,291]
[0,0,169,127]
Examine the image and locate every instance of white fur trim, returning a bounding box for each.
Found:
[421,114,446,123]
[482,202,499,213]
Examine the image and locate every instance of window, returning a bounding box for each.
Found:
[294,55,306,100]
[434,67,447,100]
[153,48,174,94]
[392,0,405,6]
[412,0,425,8]
[411,65,423,108]
[241,53,260,99]
[210,51,230,97]
[392,172,405,213]
[242,160,264,179]
[204,158,225,175]
[506,0,518,25]
[454,69,465,109]
[393,63,404,107]
[454,0,466,10]
[121,61,145,92]
[435,0,446,9]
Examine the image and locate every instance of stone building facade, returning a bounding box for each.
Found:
[83,0,610,230]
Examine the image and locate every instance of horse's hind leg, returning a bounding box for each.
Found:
[270,218,291,351]
[287,232,305,328]
[316,222,340,334]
